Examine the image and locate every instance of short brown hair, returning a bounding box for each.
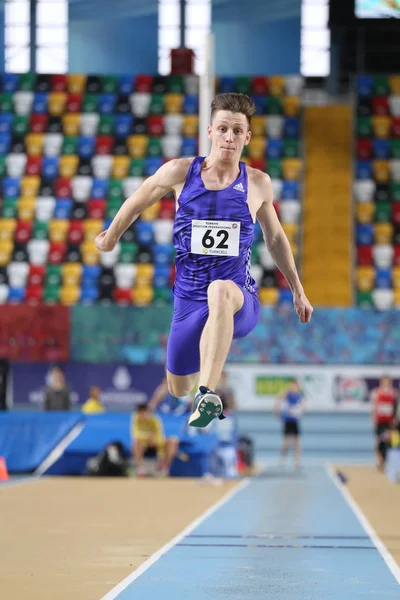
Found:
[211,93,255,126]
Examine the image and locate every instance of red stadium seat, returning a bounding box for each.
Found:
[135,75,153,93]
[356,139,373,160]
[95,135,114,155]
[68,221,84,245]
[26,284,43,304]
[30,114,48,134]
[51,74,67,92]
[48,241,66,264]
[87,199,106,219]
[15,221,33,244]
[113,288,132,304]
[372,96,390,116]
[276,269,290,289]
[55,177,72,198]
[357,245,373,266]
[147,115,164,137]
[28,265,45,286]
[394,245,400,266]
[392,118,400,138]
[66,94,83,113]
[392,203,400,227]
[170,265,176,286]
[159,198,175,219]
[26,156,42,176]
[250,158,267,171]
[252,76,268,96]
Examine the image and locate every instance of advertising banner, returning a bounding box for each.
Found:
[12,363,165,410]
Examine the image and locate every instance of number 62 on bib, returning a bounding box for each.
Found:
[191,220,241,257]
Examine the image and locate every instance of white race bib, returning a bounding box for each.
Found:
[191,220,241,257]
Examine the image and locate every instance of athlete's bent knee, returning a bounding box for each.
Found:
[167,374,194,398]
[207,279,234,306]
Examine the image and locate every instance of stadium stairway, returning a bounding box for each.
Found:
[302,105,353,306]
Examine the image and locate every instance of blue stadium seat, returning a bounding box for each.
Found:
[118,75,134,95]
[0,114,13,134]
[54,198,73,219]
[42,156,60,179]
[284,117,300,138]
[33,92,49,114]
[266,139,283,159]
[98,93,117,115]
[80,285,99,303]
[103,218,112,230]
[8,287,26,303]
[373,139,391,159]
[375,267,392,289]
[282,180,300,200]
[78,136,96,159]
[0,133,11,154]
[153,264,170,288]
[356,223,374,245]
[82,264,101,283]
[2,74,19,93]
[3,177,20,198]
[183,95,198,114]
[357,75,374,98]
[115,114,133,138]
[153,244,173,265]
[254,220,263,243]
[181,137,197,157]
[91,178,108,198]
[218,77,236,93]
[356,159,373,180]
[135,221,154,245]
[252,96,267,115]
[144,156,163,176]
[279,289,293,305]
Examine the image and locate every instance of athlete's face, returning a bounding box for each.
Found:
[208,111,251,162]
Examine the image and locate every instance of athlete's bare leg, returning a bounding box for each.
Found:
[279,436,291,465]
[293,437,301,468]
[166,371,198,398]
[198,280,244,391]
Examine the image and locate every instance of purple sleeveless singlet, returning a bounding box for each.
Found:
[166,156,260,376]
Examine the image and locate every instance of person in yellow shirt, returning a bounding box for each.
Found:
[81,386,105,415]
[132,403,167,476]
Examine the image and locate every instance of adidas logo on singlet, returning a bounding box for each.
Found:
[233,182,245,192]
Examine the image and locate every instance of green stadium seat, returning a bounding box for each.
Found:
[62,136,78,155]
[44,283,60,303]
[45,265,62,286]
[19,73,36,91]
[129,158,145,177]
[120,241,138,263]
[267,159,282,178]
[98,115,114,135]
[149,94,165,115]
[33,221,49,240]
[374,75,390,96]
[106,198,124,219]
[391,140,400,159]
[356,290,374,308]
[0,156,6,177]
[236,77,252,95]
[147,137,162,157]
[375,202,391,223]
[12,115,29,136]
[1,199,17,218]
[0,93,13,112]
[268,96,282,115]
[108,179,124,201]
[167,76,184,94]
[102,76,118,93]
[391,182,400,202]
[83,94,98,113]
[283,139,299,158]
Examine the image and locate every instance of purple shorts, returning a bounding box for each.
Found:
[166,287,260,376]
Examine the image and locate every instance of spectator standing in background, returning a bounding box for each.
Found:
[275,379,305,469]
[82,386,105,415]
[370,376,398,470]
[43,367,71,411]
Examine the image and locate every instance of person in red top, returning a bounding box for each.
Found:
[370,376,398,470]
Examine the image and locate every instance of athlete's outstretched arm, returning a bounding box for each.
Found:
[95,159,189,252]
[255,171,313,323]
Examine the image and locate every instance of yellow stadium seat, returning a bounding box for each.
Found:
[68,74,87,94]
[127,135,148,159]
[62,263,82,286]
[282,222,298,243]
[241,156,251,167]
[392,266,400,289]
[132,284,154,306]
[63,113,80,137]
[251,116,266,137]
[258,287,278,305]
[60,284,80,306]
[283,158,302,180]
[83,219,103,241]
[141,201,160,221]
[81,241,100,265]
[18,197,35,221]
[165,93,184,114]
[373,160,390,184]
[356,266,375,292]
[183,115,198,137]
[372,116,391,139]
[49,220,69,243]
[59,155,79,178]
[48,92,67,117]
[112,156,130,179]
[26,133,44,156]
[289,241,298,258]
[283,96,300,117]
[0,240,13,267]
[269,76,285,96]
[356,202,375,224]
[375,223,393,244]
[390,76,400,95]
[20,176,40,198]
[0,219,16,241]
[136,264,154,286]
[248,136,266,159]
[394,288,400,307]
